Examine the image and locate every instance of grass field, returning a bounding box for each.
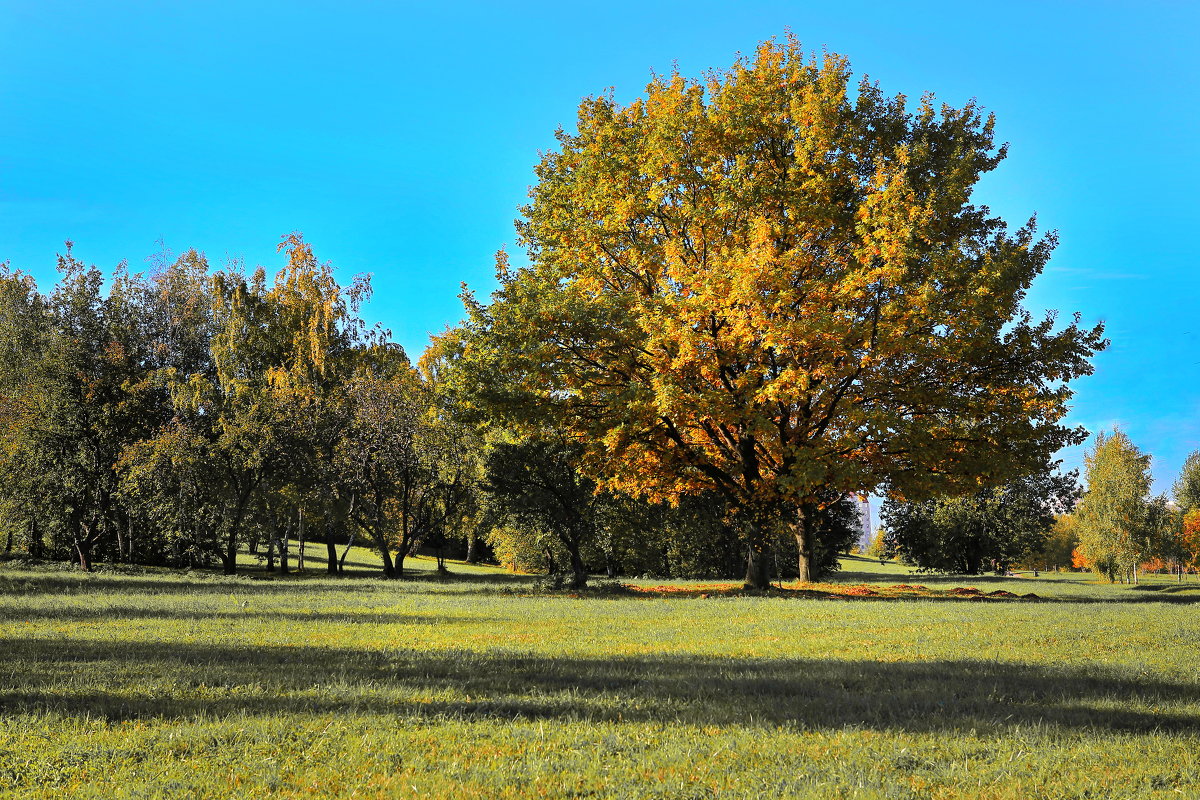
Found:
[2,550,1200,798]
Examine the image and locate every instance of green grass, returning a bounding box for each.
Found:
[2,552,1200,798]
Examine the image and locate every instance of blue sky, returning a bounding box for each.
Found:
[1,0,1197,494]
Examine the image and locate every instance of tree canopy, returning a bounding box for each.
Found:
[460,36,1105,587]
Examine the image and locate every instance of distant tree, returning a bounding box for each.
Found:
[337,347,424,578]
[1174,451,1200,514]
[460,36,1105,588]
[1141,494,1182,579]
[417,330,488,570]
[484,438,603,589]
[26,250,159,569]
[881,466,1078,575]
[1073,429,1153,583]
[1018,514,1079,572]
[1181,509,1200,577]
[0,264,52,558]
[864,529,888,561]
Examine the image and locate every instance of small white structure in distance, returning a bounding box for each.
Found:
[852,494,872,552]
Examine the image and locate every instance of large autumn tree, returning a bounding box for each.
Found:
[462,37,1105,587]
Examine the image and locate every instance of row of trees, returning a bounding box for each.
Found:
[877,430,1200,582]
[2,38,1107,587]
[1068,431,1200,583]
[0,237,486,577]
[0,239,861,586]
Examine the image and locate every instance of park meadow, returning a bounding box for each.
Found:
[1,32,1193,800]
[3,550,1200,799]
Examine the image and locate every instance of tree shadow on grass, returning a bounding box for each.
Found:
[0,570,534,598]
[1,637,1197,735]
[0,604,501,625]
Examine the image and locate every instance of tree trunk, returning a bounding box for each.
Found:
[4,525,12,555]
[325,518,339,575]
[794,510,814,584]
[266,537,276,572]
[339,531,355,572]
[223,538,238,575]
[297,507,305,571]
[744,545,771,589]
[372,503,395,578]
[567,541,588,589]
[379,545,396,578]
[74,538,92,572]
[279,522,290,575]
[465,529,479,564]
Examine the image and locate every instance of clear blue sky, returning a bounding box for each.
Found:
[1,0,1196,493]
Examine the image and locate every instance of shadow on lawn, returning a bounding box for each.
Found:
[0,604,500,625]
[0,570,534,598]
[2,637,1197,735]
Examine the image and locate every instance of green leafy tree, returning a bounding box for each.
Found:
[881,466,1079,574]
[1173,451,1200,514]
[339,344,456,578]
[1018,514,1079,572]
[1074,429,1153,583]
[23,249,160,569]
[484,438,604,589]
[461,37,1105,587]
[0,265,53,557]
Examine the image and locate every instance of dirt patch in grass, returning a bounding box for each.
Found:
[624,582,1043,602]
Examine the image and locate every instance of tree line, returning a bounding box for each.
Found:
[876,430,1200,582]
[1,38,1110,587]
[0,237,861,586]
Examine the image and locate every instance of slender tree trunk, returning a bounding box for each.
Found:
[266,536,276,573]
[4,526,12,556]
[373,502,397,578]
[794,510,814,584]
[279,521,291,575]
[339,531,355,572]
[465,528,478,564]
[325,518,339,575]
[74,538,92,571]
[297,507,305,571]
[73,512,96,571]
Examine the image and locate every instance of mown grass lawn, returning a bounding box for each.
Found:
[2,552,1199,798]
